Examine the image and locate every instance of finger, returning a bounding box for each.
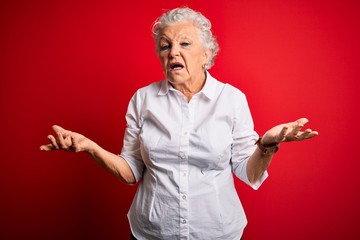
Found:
[296,118,309,126]
[277,126,289,142]
[64,135,72,146]
[297,128,320,141]
[285,123,304,141]
[40,144,55,151]
[47,135,59,149]
[57,132,68,150]
[70,136,81,152]
[52,125,72,137]
[52,125,65,132]
[64,135,76,152]
[289,118,308,134]
[302,130,319,139]
[296,129,312,141]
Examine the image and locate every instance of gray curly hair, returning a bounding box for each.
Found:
[152,7,219,70]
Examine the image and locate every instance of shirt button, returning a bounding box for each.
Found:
[181,219,187,224]
[182,195,187,200]
[180,153,186,159]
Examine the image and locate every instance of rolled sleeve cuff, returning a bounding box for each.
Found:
[119,153,143,183]
[247,170,269,190]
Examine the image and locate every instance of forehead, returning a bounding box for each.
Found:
[159,21,200,41]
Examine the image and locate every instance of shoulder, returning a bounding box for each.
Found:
[129,80,165,102]
[135,80,163,96]
[209,73,247,101]
[224,83,246,98]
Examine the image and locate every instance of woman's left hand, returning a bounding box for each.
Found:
[261,118,318,145]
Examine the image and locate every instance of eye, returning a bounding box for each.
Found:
[160,44,170,51]
[181,42,190,47]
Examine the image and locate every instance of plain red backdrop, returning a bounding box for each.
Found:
[1,0,359,239]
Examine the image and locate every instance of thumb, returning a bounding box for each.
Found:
[52,125,69,134]
[277,126,289,142]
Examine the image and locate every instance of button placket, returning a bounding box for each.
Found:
[179,96,190,238]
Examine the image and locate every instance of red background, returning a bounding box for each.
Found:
[1,0,359,239]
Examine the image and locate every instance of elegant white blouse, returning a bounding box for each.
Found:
[120,72,267,240]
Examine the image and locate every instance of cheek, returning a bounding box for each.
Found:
[191,49,206,63]
[158,55,167,69]
[189,54,205,67]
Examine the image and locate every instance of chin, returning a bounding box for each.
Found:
[167,74,186,83]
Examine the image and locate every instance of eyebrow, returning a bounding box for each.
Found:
[159,34,193,43]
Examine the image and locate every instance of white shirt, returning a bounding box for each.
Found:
[120,72,267,240]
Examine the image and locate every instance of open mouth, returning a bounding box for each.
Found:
[170,62,184,71]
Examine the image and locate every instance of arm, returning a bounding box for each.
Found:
[246,118,318,184]
[40,125,136,184]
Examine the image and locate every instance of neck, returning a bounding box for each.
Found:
[173,71,207,102]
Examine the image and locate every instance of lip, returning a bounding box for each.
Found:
[169,62,184,71]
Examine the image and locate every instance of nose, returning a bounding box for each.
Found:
[169,44,180,58]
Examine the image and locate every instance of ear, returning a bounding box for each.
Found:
[203,48,213,66]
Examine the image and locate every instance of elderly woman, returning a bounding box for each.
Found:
[40,7,318,240]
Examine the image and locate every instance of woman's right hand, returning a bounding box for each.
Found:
[40,125,136,184]
[40,125,94,153]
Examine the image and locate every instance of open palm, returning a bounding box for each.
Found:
[40,125,93,152]
[261,118,318,145]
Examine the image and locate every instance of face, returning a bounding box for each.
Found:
[157,21,212,89]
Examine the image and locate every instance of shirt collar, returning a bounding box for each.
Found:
[158,71,217,100]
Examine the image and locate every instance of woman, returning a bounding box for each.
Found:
[40,7,318,240]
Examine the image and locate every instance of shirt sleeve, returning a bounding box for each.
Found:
[230,90,268,190]
[120,91,145,183]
